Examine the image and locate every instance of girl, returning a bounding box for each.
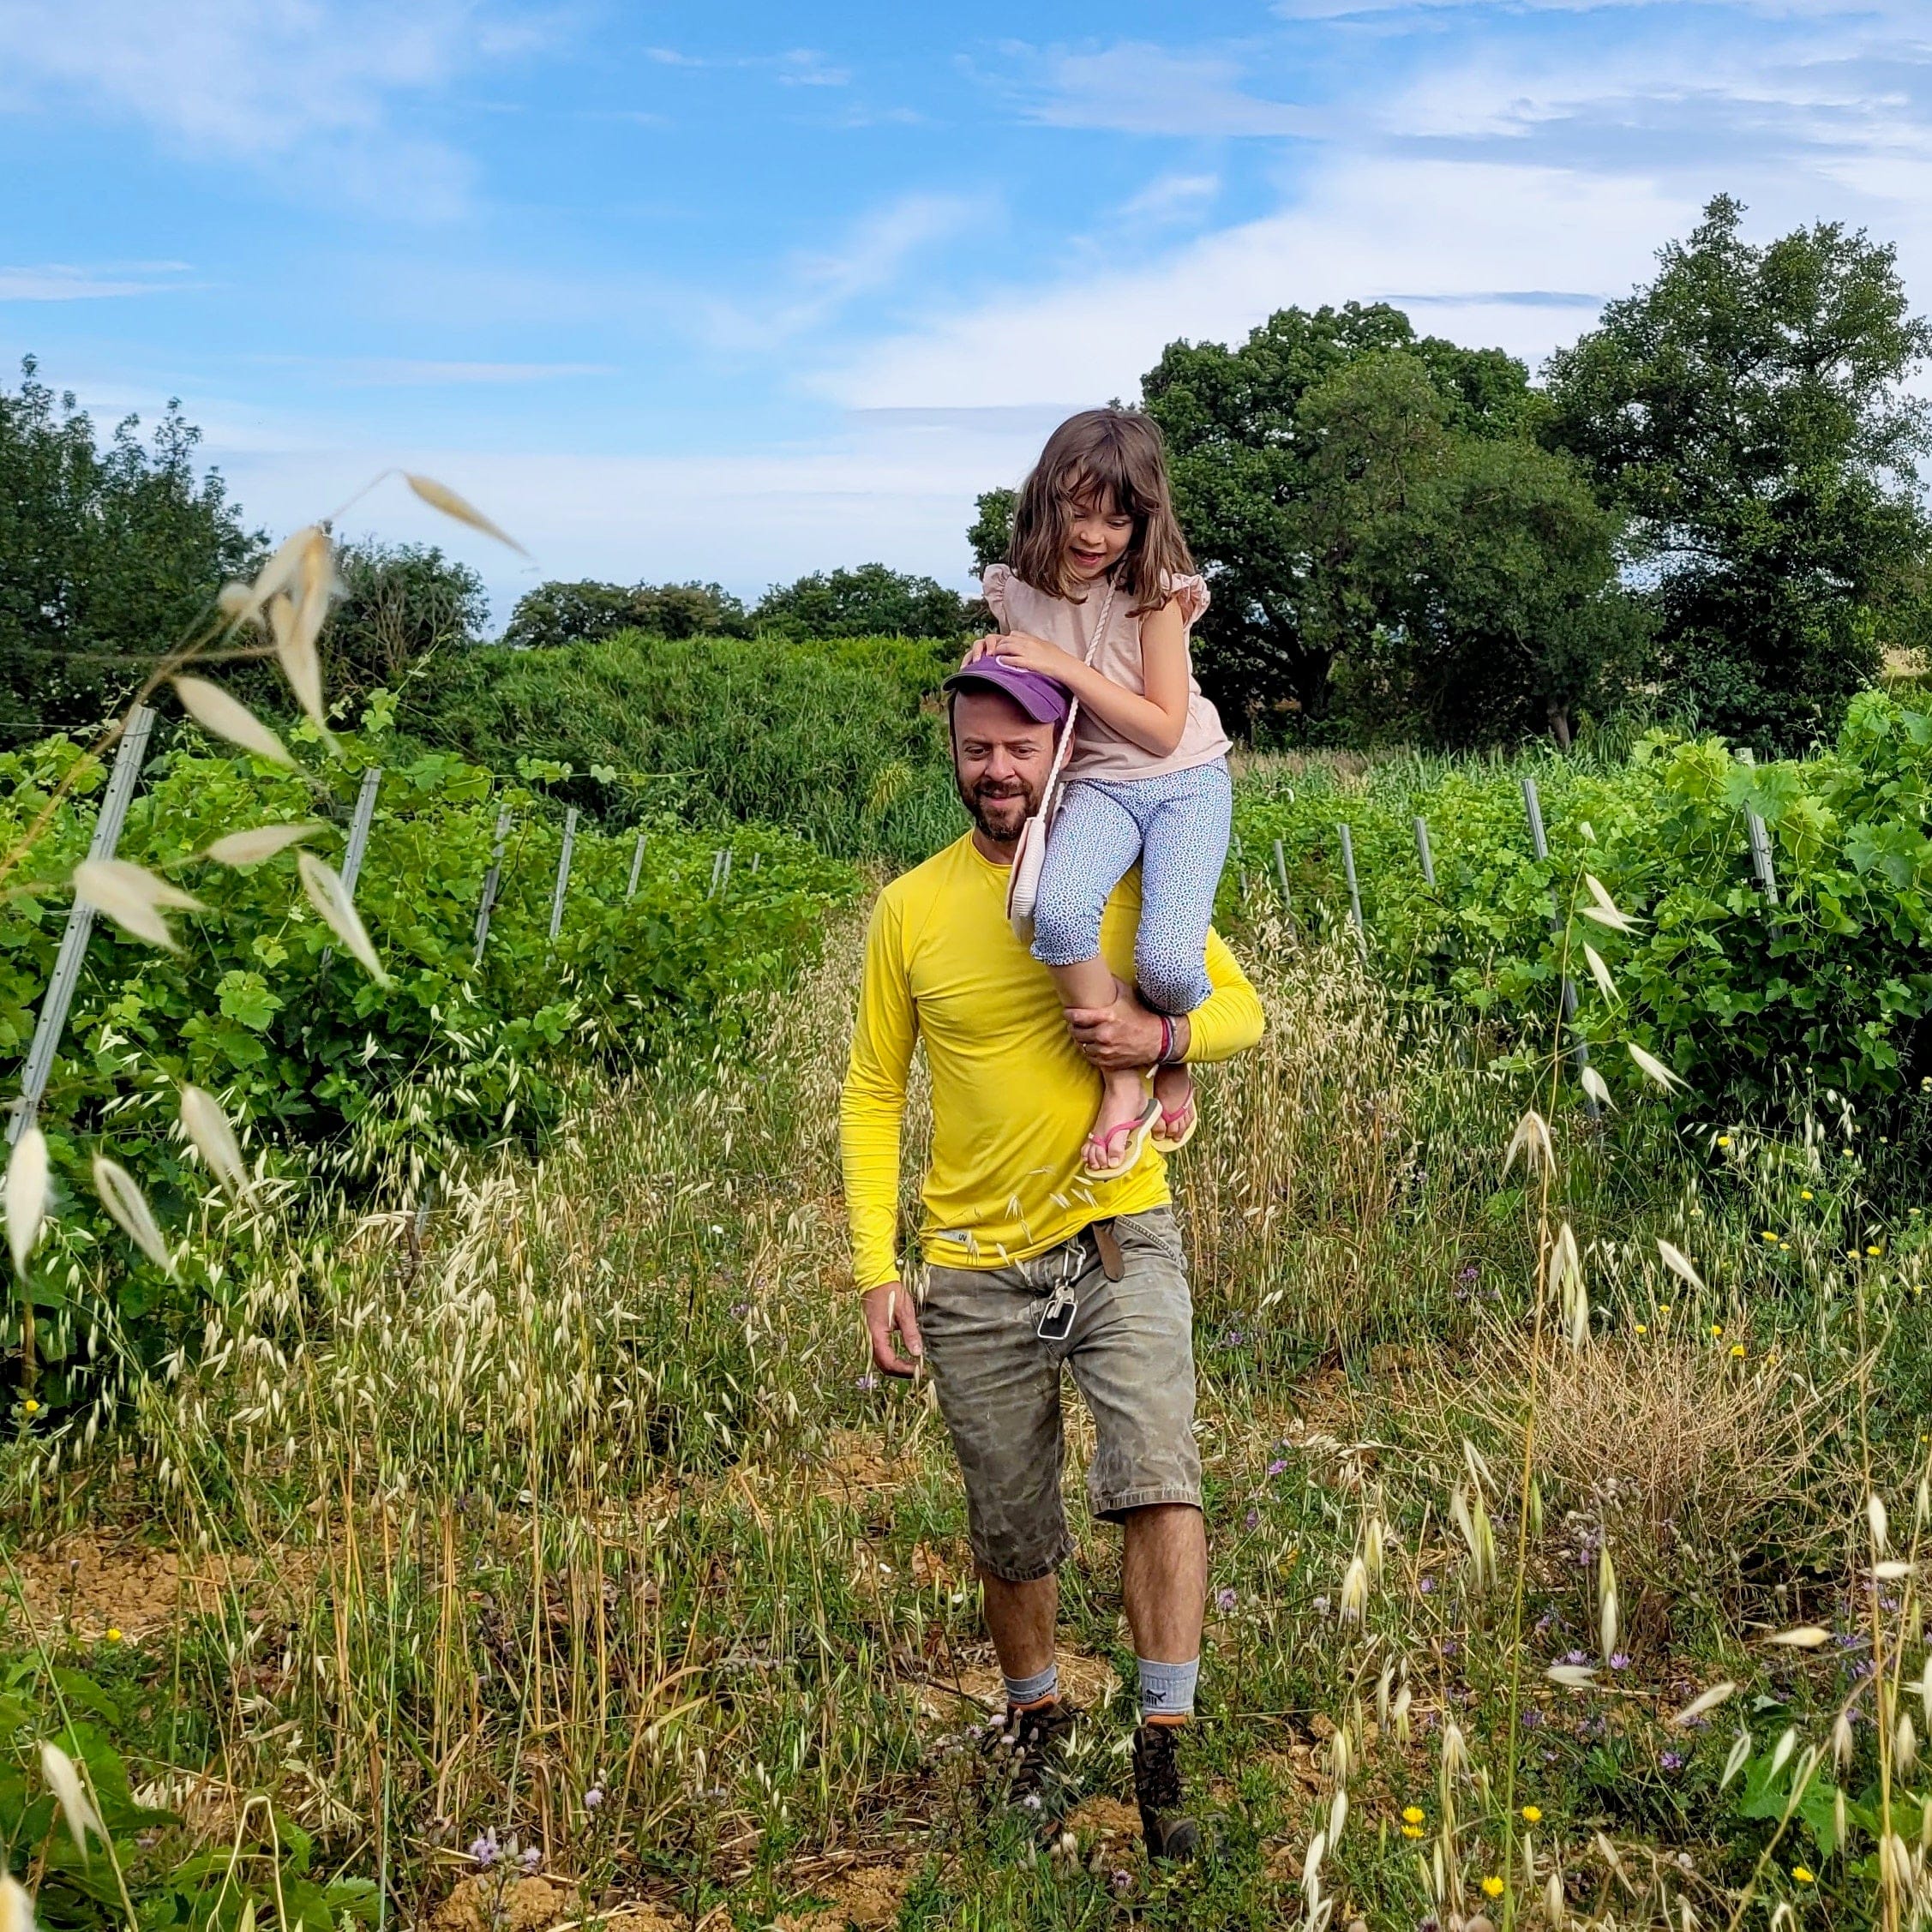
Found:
[970,406,1232,1180]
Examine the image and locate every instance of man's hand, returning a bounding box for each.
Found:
[1065,993,1189,1071]
[862,1281,925,1378]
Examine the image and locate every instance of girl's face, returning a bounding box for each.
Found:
[1064,489,1134,584]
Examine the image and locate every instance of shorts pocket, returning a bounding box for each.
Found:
[1115,1208,1186,1271]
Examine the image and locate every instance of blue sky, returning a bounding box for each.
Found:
[3,0,1930,629]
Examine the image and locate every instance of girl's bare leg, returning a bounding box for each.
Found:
[1152,1059,1194,1130]
[1048,959,1149,1170]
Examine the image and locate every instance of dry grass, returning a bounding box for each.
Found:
[9,903,1929,1927]
[1459,1324,1841,1606]
[1181,922,1510,1358]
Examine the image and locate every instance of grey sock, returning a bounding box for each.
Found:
[1003,1661,1059,1707]
[1137,1656,1199,1721]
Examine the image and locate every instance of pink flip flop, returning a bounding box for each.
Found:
[1081,1095,1163,1183]
[1150,1095,1198,1156]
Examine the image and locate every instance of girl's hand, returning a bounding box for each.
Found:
[990,633,1065,677]
[962,634,1002,665]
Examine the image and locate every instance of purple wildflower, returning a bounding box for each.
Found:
[1111,1870,1132,1895]
[1520,1709,1544,1729]
[1267,1458,1288,1477]
[1419,1575,1436,1595]
[1610,1651,1632,1671]
[1216,1587,1238,1614]
[470,1832,500,1869]
[1563,1649,1589,1666]
[855,1373,878,1392]
[1244,1506,1260,1530]
[521,1846,543,1873]
[584,1786,604,1810]
[1659,1749,1686,1772]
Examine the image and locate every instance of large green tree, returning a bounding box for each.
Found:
[327,541,488,707]
[0,357,260,737]
[1139,302,1540,728]
[752,562,969,640]
[503,579,749,650]
[1359,433,1651,747]
[1543,194,1932,749]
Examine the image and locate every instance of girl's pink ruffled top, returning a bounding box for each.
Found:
[982,564,1232,783]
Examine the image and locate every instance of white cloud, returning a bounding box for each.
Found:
[814,159,1695,409]
[1274,0,1926,16]
[1012,41,1323,137]
[313,358,617,386]
[822,5,1932,413]
[0,0,512,213]
[202,410,1042,623]
[1118,172,1222,225]
[0,264,192,300]
[697,191,988,354]
[640,43,849,84]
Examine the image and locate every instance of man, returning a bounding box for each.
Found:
[839,659,1263,1858]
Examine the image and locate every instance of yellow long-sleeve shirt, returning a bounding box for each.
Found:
[839,832,1266,1290]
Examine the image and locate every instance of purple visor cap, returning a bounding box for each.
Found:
[942,656,1071,725]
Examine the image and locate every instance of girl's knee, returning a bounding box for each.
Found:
[1136,944,1210,1017]
[1032,891,1105,969]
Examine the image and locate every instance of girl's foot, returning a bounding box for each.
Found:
[1082,1075,1161,1180]
[1150,1063,1197,1155]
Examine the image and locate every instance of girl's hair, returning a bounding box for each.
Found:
[1007,407,1194,615]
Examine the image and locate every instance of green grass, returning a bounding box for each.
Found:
[5,906,1929,1929]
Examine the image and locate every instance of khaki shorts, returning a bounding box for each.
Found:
[920,1206,1202,1583]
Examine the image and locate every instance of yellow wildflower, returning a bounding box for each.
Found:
[1869,1245,1884,1257]
[105,1627,122,1643]
[1402,1806,1425,1824]
[1521,1804,1542,1823]
[1793,1866,1815,1884]
[1482,1877,1506,1899]
[1731,1343,1746,1358]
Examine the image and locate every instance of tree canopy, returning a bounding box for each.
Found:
[327,542,489,708]
[1138,304,1638,741]
[503,579,750,650]
[751,563,969,640]
[1543,194,1932,749]
[0,357,260,739]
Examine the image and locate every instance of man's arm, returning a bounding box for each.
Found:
[840,891,928,1378]
[1065,926,1264,1070]
[1184,927,1265,1063]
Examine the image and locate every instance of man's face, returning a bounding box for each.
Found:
[951,687,1057,845]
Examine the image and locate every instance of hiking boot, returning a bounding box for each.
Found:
[1131,1721,1201,1862]
[987,1698,1080,1815]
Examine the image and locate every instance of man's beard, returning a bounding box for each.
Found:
[957,771,1040,845]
